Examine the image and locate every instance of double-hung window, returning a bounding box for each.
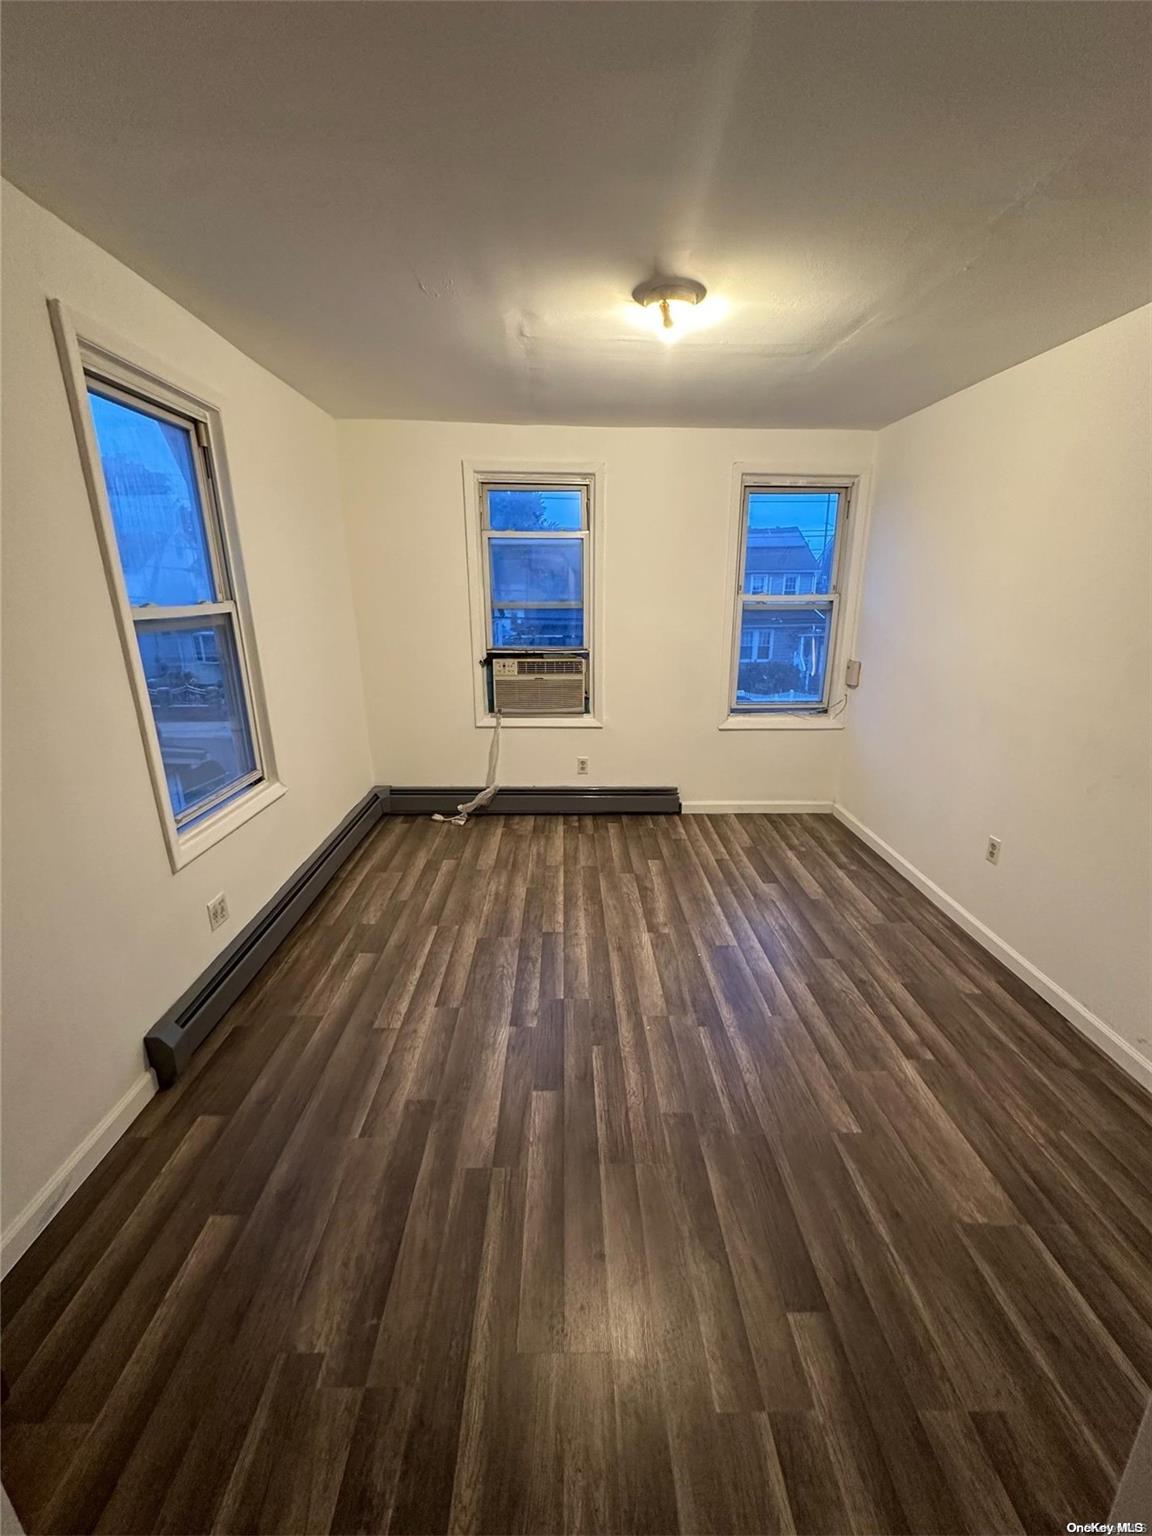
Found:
[54,305,277,867]
[476,475,593,715]
[481,480,589,650]
[730,480,850,713]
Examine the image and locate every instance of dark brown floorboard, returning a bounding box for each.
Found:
[3,813,1150,1534]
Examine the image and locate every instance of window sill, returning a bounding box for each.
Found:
[719,714,845,732]
[476,715,603,730]
[168,779,286,871]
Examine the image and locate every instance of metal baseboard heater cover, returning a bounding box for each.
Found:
[144,791,383,1088]
[380,785,681,815]
[144,782,678,1088]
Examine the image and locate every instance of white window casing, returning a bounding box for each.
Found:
[50,300,283,870]
[462,462,605,728]
[720,467,873,731]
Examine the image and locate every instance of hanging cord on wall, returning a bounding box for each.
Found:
[432,710,503,826]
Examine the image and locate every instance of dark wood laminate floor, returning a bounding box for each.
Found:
[3,813,1151,1536]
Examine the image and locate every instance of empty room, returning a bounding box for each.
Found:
[2,3,1150,1533]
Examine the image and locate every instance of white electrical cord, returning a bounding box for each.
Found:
[432,711,503,825]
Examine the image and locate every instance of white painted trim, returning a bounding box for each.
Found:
[718,714,846,731]
[1,1071,156,1277]
[172,779,287,868]
[475,715,603,730]
[682,800,834,814]
[833,805,1152,1094]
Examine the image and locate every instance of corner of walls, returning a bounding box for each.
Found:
[837,305,1152,1092]
[332,421,375,783]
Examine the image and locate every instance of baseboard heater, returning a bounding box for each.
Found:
[143,783,677,1087]
[380,785,681,815]
[144,791,383,1088]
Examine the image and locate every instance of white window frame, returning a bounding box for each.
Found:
[481,484,589,655]
[720,467,872,731]
[462,462,604,728]
[50,300,284,870]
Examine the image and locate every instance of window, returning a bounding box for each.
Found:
[52,302,279,867]
[475,475,593,715]
[87,379,268,827]
[482,483,588,651]
[730,481,849,713]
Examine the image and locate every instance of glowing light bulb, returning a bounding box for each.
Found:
[631,277,708,341]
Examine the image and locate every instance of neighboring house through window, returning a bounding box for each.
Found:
[730,481,850,713]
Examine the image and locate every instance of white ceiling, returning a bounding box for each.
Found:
[3,2,1149,428]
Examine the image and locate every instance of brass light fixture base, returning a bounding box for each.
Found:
[631,276,708,330]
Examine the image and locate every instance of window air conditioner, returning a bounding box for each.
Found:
[491,656,586,716]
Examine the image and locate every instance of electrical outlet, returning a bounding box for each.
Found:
[985,837,1002,865]
[576,756,590,776]
[207,892,230,931]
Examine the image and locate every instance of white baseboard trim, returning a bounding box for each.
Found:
[682,800,834,815]
[1,1069,156,1278]
[833,805,1152,1095]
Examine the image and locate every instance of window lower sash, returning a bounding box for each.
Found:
[132,606,265,829]
[731,595,838,713]
[174,768,265,828]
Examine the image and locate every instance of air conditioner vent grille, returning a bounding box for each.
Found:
[520,658,582,676]
[491,655,587,715]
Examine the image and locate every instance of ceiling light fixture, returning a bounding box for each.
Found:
[631,276,708,335]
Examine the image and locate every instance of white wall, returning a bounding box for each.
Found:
[840,306,1152,1074]
[1,183,373,1251]
[338,420,874,808]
